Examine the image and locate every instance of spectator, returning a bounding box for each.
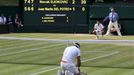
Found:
[14,14,23,27]
[93,20,104,39]
[6,16,13,24]
[0,14,7,24]
[105,7,122,36]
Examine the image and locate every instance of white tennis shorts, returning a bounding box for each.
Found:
[60,62,79,74]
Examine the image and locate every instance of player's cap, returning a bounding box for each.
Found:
[73,42,80,48]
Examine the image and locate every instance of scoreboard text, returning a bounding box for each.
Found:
[23,0,88,25]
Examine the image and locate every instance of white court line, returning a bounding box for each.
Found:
[0,42,49,51]
[30,67,60,75]
[30,51,119,75]
[0,36,134,43]
[0,43,64,57]
[82,51,119,62]
[81,51,114,53]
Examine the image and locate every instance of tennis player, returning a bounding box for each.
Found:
[60,43,81,75]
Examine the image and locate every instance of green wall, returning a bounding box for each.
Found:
[16,24,89,33]
[0,6,20,17]
[90,5,134,19]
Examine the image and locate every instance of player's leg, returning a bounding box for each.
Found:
[114,22,122,36]
[67,64,80,75]
[60,62,67,75]
[99,30,103,39]
[57,70,64,75]
[65,70,74,75]
[106,21,113,35]
[96,30,103,40]
[93,30,98,39]
[67,66,87,75]
[95,30,99,39]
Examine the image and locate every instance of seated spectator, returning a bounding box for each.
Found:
[93,20,104,39]
[6,16,13,24]
[14,14,23,27]
[0,14,7,24]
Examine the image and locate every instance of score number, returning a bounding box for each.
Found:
[24,0,35,11]
[24,0,34,3]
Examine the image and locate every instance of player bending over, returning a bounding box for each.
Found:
[58,43,81,75]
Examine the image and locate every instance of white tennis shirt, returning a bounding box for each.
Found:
[62,46,80,64]
[94,23,104,31]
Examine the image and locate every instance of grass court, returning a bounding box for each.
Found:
[0,33,134,75]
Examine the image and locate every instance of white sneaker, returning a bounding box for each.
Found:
[57,70,63,75]
[65,70,74,75]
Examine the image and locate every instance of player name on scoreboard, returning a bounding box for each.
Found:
[39,0,69,4]
[38,7,76,11]
[24,0,87,24]
[42,14,67,23]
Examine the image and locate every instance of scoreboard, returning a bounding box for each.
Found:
[23,0,89,26]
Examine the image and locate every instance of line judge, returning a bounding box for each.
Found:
[105,7,122,36]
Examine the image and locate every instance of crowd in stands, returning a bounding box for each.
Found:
[0,13,23,28]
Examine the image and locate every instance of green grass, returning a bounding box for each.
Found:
[0,33,134,75]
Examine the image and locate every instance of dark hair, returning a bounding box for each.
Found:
[74,43,80,48]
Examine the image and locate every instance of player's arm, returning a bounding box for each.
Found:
[77,56,81,73]
[77,48,81,67]
[77,56,81,67]
[94,24,97,30]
